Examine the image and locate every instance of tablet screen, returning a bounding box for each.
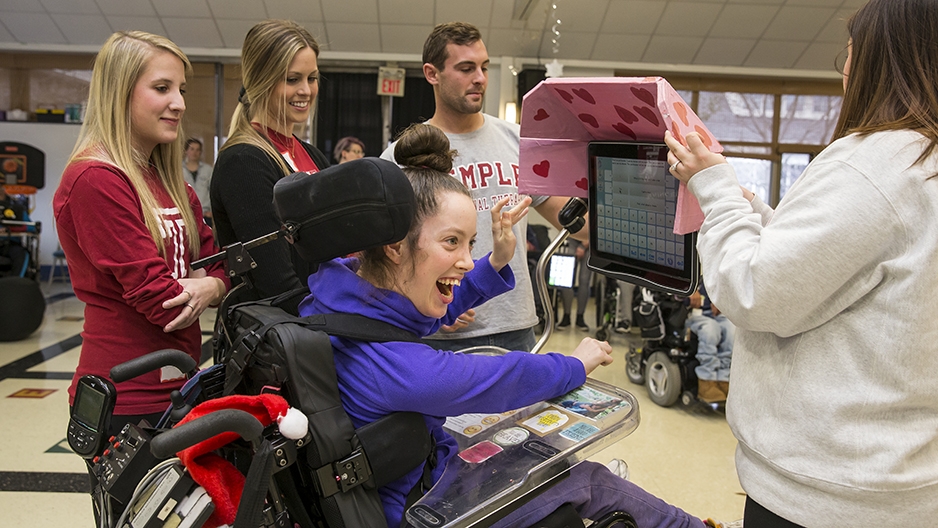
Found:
[587,142,698,296]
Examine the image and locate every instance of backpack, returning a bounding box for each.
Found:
[215,290,432,528]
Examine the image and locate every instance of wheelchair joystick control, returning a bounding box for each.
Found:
[168,390,191,424]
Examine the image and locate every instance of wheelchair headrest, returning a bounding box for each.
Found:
[273,157,416,264]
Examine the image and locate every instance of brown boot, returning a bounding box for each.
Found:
[717,381,730,398]
[698,380,727,403]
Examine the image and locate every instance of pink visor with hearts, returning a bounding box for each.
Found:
[518,76,722,235]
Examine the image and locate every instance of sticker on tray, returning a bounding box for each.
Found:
[548,386,629,421]
[492,427,529,447]
[445,409,521,438]
[560,422,600,442]
[458,440,503,464]
[521,409,569,435]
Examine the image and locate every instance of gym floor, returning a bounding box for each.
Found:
[0,280,744,526]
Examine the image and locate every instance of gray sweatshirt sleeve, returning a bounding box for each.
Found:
[687,160,899,337]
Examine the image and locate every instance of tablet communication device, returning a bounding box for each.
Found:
[587,141,699,296]
[547,254,577,288]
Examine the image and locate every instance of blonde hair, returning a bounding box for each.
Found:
[221,20,320,175]
[69,31,198,257]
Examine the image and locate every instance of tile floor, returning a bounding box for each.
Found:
[0,281,745,527]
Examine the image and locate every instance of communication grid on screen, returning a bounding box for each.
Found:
[587,141,698,296]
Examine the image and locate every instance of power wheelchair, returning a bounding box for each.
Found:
[68,159,642,528]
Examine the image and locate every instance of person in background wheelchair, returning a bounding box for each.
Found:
[684,280,734,404]
[299,123,722,528]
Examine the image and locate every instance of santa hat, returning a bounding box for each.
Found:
[173,394,308,528]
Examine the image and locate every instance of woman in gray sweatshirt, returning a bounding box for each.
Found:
[664,0,938,526]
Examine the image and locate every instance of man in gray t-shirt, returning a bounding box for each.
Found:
[382,22,585,351]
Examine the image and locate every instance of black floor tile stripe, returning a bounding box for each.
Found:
[0,334,82,382]
[0,471,90,493]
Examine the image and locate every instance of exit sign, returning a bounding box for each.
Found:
[378,67,406,97]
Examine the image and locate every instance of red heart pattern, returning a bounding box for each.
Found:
[613,122,637,140]
[575,178,588,190]
[533,160,550,177]
[673,102,689,126]
[634,106,659,127]
[572,88,595,104]
[579,113,599,128]
[630,86,655,107]
[614,105,638,124]
[533,108,550,121]
[670,122,684,145]
[555,89,574,103]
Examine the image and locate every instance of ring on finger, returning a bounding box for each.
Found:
[669,160,681,172]
[183,290,192,302]
[185,303,194,310]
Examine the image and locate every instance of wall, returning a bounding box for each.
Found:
[0,121,81,267]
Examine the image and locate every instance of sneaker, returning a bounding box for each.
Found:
[556,315,571,329]
[615,320,631,334]
[605,458,629,480]
[705,519,743,528]
[575,315,589,331]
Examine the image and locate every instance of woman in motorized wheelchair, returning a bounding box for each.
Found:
[298,123,716,528]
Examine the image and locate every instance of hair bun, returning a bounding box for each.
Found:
[393,123,456,173]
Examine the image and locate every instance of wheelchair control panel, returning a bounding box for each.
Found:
[406,374,640,528]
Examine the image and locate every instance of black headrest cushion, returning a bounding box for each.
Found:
[273,157,416,264]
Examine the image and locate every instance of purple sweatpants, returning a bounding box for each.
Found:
[492,461,703,528]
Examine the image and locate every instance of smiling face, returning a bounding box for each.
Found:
[267,46,319,135]
[130,49,186,155]
[395,191,477,319]
[430,40,489,116]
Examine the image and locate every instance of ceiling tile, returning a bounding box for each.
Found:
[298,21,327,44]
[486,27,542,57]
[744,40,808,68]
[321,0,378,24]
[215,18,257,48]
[2,12,65,43]
[546,0,608,33]
[813,8,851,43]
[488,0,514,29]
[793,41,843,71]
[840,0,867,7]
[380,23,433,53]
[600,0,666,35]
[40,0,100,14]
[152,0,212,19]
[708,5,778,39]
[162,17,223,48]
[539,30,596,59]
[207,0,267,20]
[656,2,723,37]
[322,22,381,52]
[379,0,433,25]
[0,24,14,41]
[105,15,167,36]
[726,0,783,4]
[590,33,650,62]
[762,6,835,41]
[93,0,156,16]
[694,37,755,67]
[435,0,492,29]
[264,0,324,21]
[0,0,46,13]
[51,14,112,45]
[643,35,703,63]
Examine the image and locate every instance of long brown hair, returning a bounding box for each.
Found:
[222,20,320,175]
[833,0,938,165]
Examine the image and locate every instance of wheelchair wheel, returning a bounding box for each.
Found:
[645,351,681,407]
[625,347,644,385]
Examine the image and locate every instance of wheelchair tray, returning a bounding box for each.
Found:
[406,377,640,528]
